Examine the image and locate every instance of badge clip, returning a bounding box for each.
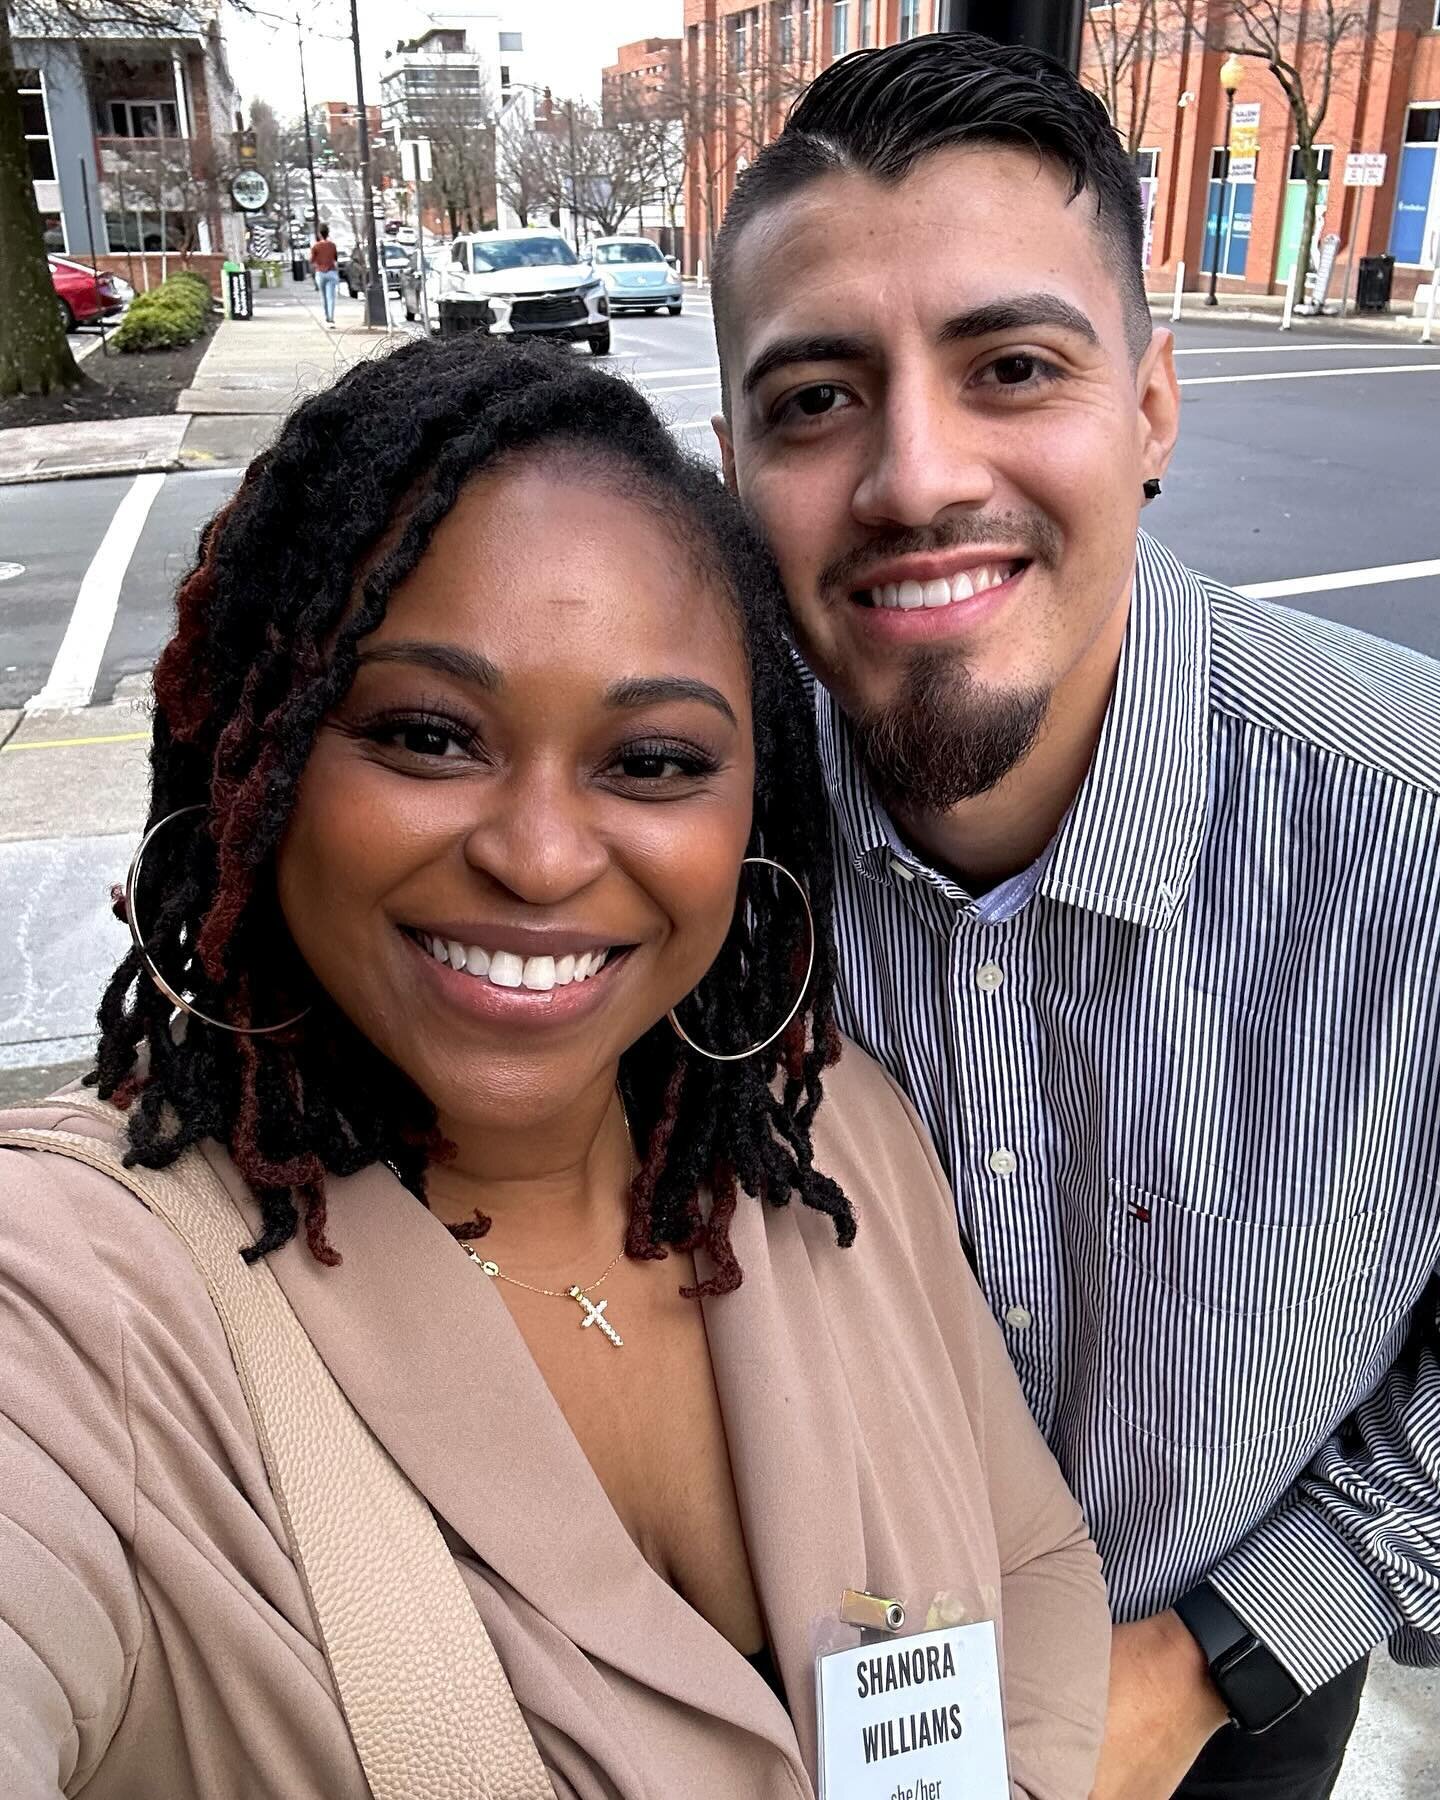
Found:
[838,1588,906,1634]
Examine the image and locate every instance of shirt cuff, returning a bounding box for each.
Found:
[1207,1495,1401,1692]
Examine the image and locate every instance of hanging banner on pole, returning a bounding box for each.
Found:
[1228,103,1261,180]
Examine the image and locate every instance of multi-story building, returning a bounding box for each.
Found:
[16,0,246,292]
[602,37,684,126]
[379,12,524,136]
[314,100,382,158]
[1079,1,1440,311]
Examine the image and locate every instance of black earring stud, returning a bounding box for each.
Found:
[1143,478,1163,501]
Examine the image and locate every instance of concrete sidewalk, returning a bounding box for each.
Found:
[0,286,404,486]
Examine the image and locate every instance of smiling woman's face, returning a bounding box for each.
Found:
[276,456,756,1135]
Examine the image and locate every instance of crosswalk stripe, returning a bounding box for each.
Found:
[26,473,166,714]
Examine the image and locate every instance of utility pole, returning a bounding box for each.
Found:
[297,14,320,242]
[347,0,388,326]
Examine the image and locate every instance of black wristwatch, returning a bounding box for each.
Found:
[1173,1583,1304,1734]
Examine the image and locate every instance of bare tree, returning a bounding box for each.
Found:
[1085,0,1202,155]
[1215,0,1365,295]
[495,112,556,228]
[415,82,496,235]
[682,6,817,267]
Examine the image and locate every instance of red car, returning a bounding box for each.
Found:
[48,256,126,332]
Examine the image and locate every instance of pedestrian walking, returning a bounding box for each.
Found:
[710,33,1440,1800]
[310,222,339,327]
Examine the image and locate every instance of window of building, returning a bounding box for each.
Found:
[1433,0,1439,26]
[730,8,758,72]
[499,65,510,87]
[1286,144,1333,181]
[498,31,523,51]
[18,68,55,181]
[1205,144,1254,279]
[107,98,180,138]
[799,0,811,60]
[833,0,851,55]
[777,1,795,63]
[104,210,193,253]
[899,0,921,38]
[859,0,873,47]
[39,210,64,250]
[1134,148,1159,180]
[1135,149,1159,267]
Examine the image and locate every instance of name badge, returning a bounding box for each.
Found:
[815,1620,1009,1800]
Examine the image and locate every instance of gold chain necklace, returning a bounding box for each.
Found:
[462,1093,634,1350]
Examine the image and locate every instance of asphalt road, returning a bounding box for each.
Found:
[3,306,1439,714]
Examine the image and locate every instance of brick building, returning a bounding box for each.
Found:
[681,2,1086,268]
[602,37,684,126]
[682,1,1438,309]
[1080,2,1440,310]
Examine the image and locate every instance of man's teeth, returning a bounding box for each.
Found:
[417,935,612,992]
[868,564,1014,609]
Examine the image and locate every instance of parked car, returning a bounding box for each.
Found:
[399,249,447,330]
[342,240,411,299]
[435,229,611,354]
[48,256,125,332]
[591,237,683,316]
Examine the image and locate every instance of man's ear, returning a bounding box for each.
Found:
[1137,327,1180,488]
[714,413,737,494]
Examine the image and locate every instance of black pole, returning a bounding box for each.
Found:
[1206,86,1236,308]
[297,15,320,243]
[347,0,387,326]
[77,154,111,355]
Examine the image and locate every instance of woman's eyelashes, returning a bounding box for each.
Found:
[343,708,724,792]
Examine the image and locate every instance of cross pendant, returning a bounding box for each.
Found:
[568,1286,623,1348]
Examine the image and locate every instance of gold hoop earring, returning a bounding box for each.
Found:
[667,856,815,1063]
[125,804,311,1037]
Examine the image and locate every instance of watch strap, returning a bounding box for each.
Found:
[1174,1583,1304,1734]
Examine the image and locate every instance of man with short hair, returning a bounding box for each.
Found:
[711,34,1440,1800]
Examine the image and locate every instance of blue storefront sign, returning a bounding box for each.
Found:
[1389,144,1436,265]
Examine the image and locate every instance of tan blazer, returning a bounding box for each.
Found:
[0,1044,1108,1799]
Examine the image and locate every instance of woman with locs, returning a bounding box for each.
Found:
[0,336,1109,1798]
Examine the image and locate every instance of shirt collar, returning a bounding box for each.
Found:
[814,530,1212,931]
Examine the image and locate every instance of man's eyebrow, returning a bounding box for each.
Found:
[740,332,875,399]
[356,641,501,689]
[604,675,738,726]
[939,294,1100,348]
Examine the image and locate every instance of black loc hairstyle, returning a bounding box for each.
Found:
[91,333,852,1294]
[712,31,1153,390]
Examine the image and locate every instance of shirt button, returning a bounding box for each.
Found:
[975,961,1004,992]
[889,858,916,882]
[1004,1305,1033,1331]
[988,1148,1017,1177]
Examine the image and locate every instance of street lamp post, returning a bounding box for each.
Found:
[1206,55,1245,308]
[347,0,388,327]
[296,14,320,244]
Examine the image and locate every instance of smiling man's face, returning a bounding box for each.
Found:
[716,144,1179,811]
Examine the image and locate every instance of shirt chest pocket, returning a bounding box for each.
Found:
[1095,1179,1379,1451]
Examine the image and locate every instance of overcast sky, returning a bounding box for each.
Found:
[223,0,683,124]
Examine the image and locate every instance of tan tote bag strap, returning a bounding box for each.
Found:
[1,1099,554,1800]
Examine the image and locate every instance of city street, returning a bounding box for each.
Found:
[3,301,1439,1800]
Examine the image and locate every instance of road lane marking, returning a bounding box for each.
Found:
[25,472,166,714]
[1179,362,1440,388]
[1237,559,1440,601]
[1,730,150,754]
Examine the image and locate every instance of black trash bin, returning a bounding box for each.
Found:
[438,297,493,339]
[1356,255,1395,315]
[291,256,308,282]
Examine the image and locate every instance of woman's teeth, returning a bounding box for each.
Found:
[867,564,1015,610]
[416,934,612,993]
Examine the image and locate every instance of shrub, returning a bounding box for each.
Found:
[113,273,213,353]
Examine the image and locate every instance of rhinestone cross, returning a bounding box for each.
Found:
[569,1287,623,1347]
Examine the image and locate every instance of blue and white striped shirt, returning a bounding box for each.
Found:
[819,531,1440,1691]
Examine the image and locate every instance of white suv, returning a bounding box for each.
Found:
[437,229,611,354]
